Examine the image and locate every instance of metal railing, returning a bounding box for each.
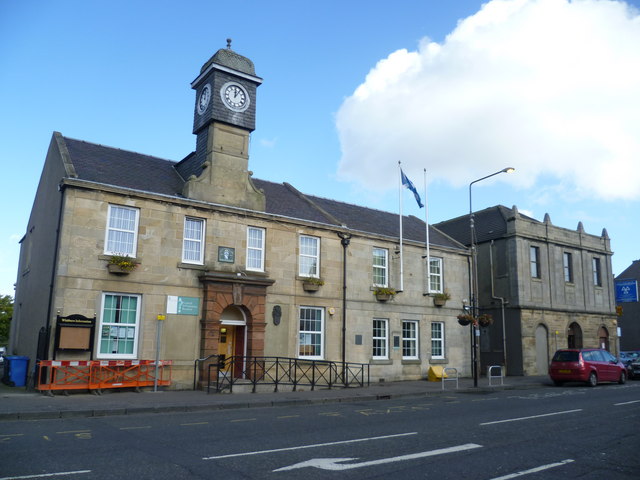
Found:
[441,367,459,390]
[487,365,504,386]
[194,355,370,393]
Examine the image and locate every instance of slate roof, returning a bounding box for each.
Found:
[201,47,257,76]
[60,135,464,250]
[616,260,640,280]
[435,205,524,245]
[65,137,184,197]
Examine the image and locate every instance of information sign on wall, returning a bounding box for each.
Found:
[167,296,200,315]
[615,280,638,303]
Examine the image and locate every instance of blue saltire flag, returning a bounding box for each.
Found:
[401,169,424,208]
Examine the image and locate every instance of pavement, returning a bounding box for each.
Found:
[0,372,552,421]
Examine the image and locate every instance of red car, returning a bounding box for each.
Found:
[549,348,627,387]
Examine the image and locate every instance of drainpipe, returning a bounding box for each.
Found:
[490,240,508,374]
[43,183,67,362]
[337,232,352,371]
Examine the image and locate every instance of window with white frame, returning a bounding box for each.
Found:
[372,248,388,287]
[182,217,205,264]
[431,322,445,359]
[429,257,443,293]
[563,252,573,283]
[98,293,141,359]
[299,306,324,359]
[247,227,265,271]
[105,205,139,256]
[592,257,602,287]
[299,235,319,277]
[530,246,541,279]
[402,320,419,359]
[372,318,388,359]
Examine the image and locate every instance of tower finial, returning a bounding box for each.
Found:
[226,38,232,49]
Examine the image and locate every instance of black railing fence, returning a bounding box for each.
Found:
[194,355,370,393]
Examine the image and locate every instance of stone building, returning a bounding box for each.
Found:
[10,45,471,389]
[436,206,617,376]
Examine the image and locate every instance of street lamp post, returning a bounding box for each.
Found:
[469,167,514,387]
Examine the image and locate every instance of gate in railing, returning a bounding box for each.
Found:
[193,356,370,393]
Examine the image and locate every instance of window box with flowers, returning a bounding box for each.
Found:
[107,254,139,275]
[432,291,451,307]
[302,277,324,292]
[374,287,396,302]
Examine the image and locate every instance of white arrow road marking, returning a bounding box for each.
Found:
[204,431,417,460]
[489,459,574,480]
[273,443,482,472]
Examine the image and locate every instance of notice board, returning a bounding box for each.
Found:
[54,314,96,354]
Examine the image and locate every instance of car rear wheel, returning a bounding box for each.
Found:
[587,371,597,387]
[619,371,627,384]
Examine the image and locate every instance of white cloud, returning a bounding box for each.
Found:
[336,0,640,201]
[259,137,278,148]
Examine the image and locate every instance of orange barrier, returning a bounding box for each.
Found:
[36,360,172,392]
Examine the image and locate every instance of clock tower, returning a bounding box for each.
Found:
[183,39,265,210]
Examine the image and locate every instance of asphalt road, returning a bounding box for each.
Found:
[1,382,639,479]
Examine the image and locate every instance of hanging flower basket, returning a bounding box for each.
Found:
[457,313,493,327]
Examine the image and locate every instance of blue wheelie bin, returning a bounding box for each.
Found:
[4,356,29,387]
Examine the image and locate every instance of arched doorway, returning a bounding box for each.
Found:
[535,324,549,375]
[197,272,274,388]
[218,306,247,379]
[598,326,610,351]
[567,322,583,349]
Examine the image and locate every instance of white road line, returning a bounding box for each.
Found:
[489,459,574,479]
[203,432,418,460]
[274,443,482,472]
[0,471,91,480]
[480,409,582,426]
[614,399,640,406]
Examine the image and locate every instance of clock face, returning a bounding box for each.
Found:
[197,84,211,115]
[220,81,250,112]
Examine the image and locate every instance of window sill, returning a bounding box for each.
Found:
[401,359,421,365]
[100,254,139,262]
[370,359,392,365]
[429,358,447,364]
[178,262,207,271]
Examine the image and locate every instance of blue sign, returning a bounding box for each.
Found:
[615,280,638,303]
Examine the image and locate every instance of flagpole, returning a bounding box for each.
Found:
[398,161,404,292]
[424,168,431,295]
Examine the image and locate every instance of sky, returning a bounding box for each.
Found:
[1,0,639,298]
